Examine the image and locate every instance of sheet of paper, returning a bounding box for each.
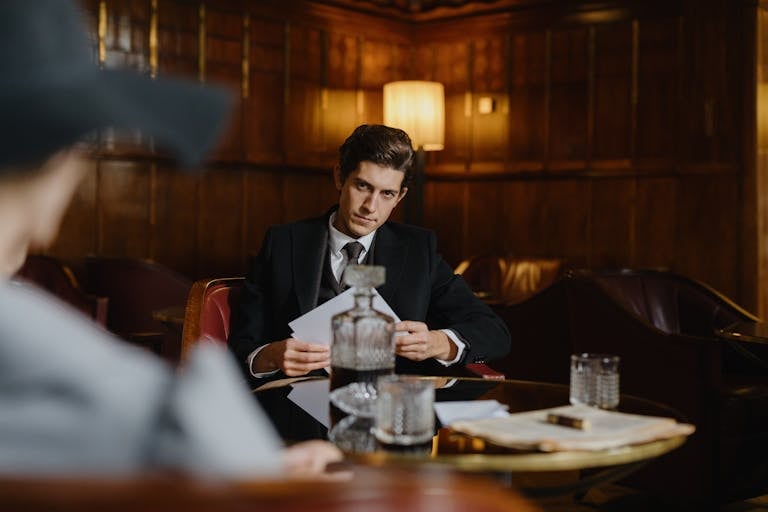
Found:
[288,288,401,346]
[287,379,331,428]
[434,400,509,425]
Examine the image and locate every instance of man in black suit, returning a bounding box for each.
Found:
[229,124,510,383]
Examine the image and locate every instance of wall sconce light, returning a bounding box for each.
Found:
[477,96,496,115]
[383,80,445,225]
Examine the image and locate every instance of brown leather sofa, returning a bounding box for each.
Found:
[455,254,565,305]
[489,268,768,505]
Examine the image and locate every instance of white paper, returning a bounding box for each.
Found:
[434,400,510,425]
[287,379,331,428]
[288,288,401,346]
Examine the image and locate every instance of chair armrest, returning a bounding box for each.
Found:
[465,363,505,380]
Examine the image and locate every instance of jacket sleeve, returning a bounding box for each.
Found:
[227,227,276,380]
[424,233,511,364]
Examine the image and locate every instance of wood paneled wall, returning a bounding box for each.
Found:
[51,0,758,312]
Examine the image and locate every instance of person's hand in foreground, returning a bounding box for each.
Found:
[282,440,351,480]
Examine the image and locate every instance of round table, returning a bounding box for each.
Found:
[254,376,690,497]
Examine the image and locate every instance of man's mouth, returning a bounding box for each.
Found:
[353,213,374,224]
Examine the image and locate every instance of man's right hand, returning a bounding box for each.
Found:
[254,338,330,376]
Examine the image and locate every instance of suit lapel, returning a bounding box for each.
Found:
[373,223,407,305]
[292,216,328,314]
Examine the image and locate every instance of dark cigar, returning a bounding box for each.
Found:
[546,413,591,430]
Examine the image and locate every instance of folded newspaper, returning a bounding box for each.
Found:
[449,404,695,452]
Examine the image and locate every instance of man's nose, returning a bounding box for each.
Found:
[362,192,377,212]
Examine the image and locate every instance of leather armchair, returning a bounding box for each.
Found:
[180,277,244,361]
[80,256,192,361]
[14,254,108,326]
[455,254,565,305]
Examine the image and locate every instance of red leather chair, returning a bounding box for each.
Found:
[180,277,244,361]
[14,254,108,326]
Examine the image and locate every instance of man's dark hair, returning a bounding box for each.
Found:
[338,124,414,189]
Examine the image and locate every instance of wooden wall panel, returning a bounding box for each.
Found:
[507,31,548,163]
[549,27,589,163]
[633,177,678,269]
[206,7,244,161]
[50,160,99,261]
[244,17,285,163]
[593,22,633,160]
[539,180,591,267]
[281,173,338,224]
[97,161,151,258]
[423,182,465,266]
[157,1,198,78]
[635,17,679,160]
[675,174,740,297]
[499,180,543,256]
[58,0,754,308]
[244,171,284,263]
[589,179,634,267]
[197,169,246,277]
[150,167,201,278]
[465,182,505,256]
[286,25,326,164]
[103,0,150,71]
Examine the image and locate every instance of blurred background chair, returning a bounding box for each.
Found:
[180,277,244,361]
[455,254,565,305]
[13,254,108,326]
[488,267,767,504]
[80,256,192,362]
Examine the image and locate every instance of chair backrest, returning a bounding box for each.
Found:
[181,277,244,360]
[455,254,565,304]
[14,254,108,326]
[81,256,192,336]
[572,268,759,336]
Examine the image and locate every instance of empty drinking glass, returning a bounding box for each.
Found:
[569,353,620,409]
[374,375,435,454]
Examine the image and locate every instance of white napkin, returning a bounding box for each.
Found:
[434,399,509,425]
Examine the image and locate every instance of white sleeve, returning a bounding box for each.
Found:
[435,328,466,366]
[247,344,280,378]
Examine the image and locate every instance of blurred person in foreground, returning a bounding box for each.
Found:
[0,0,341,479]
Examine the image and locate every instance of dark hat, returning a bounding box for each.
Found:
[0,0,232,170]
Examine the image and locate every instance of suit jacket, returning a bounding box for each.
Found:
[228,210,511,382]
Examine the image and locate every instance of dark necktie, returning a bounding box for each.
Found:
[342,241,364,265]
[341,241,364,286]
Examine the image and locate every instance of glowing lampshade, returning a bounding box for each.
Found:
[383,81,445,151]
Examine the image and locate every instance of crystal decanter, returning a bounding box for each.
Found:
[328,264,395,418]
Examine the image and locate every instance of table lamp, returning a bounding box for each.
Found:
[383,80,444,225]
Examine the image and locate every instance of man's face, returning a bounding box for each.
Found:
[333,161,407,238]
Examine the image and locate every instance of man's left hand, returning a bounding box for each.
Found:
[394,320,457,361]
